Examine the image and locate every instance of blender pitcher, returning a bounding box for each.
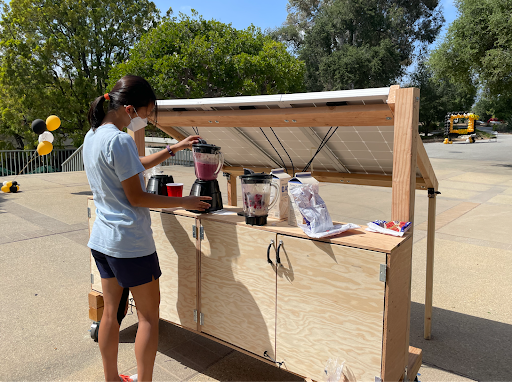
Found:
[240,173,279,226]
[192,144,224,181]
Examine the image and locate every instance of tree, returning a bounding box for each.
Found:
[429,0,512,99]
[473,93,512,122]
[406,58,476,135]
[108,13,306,99]
[0,0,160,148]
[269,0,444,91]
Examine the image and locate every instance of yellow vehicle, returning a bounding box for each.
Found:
[444,111,479,142]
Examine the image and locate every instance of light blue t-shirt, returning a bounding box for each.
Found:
[83,124,156,258]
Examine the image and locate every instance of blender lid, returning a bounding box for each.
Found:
[192,143,221,153]
[239,172,273,183]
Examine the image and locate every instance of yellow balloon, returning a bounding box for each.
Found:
[5,181,12,188]
[46,115,61,131]
[37,141,53,156]
[1,185,10,193]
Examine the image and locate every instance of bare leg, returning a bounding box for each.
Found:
[99,277,124,382]
[130,278,160,382]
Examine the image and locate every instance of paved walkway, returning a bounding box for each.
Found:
[1,138,512,381]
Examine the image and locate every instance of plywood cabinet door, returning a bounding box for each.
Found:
[275,235,386,382]
[200,220,277,359]
[153,212,198,330]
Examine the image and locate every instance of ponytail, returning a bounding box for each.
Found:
[88,95,107,130]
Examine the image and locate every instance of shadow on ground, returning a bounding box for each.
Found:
[410,302,512,381]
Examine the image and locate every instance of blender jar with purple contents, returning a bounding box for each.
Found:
[240,173,279,226]
[192,144,223,181]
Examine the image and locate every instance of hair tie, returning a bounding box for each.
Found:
[104,93,110,101]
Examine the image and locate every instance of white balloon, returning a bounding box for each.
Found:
[2,181,7,186]
[38,131,54,143]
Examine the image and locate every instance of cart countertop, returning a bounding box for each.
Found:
[153,205,411,254]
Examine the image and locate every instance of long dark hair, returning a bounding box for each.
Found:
[88,75,157,130]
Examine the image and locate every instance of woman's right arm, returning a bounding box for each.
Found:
[121,173,211,211]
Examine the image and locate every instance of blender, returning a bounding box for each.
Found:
[188,142,224,213]
[240,172,279,225]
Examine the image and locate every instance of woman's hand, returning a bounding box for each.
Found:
[180,196,212,211]
[174,135,201,151]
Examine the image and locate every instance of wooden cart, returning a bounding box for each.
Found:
[88,85,438,381]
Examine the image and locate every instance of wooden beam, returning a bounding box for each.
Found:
[407,346,423,381]
[88,291,103,309]
[391,88,419,222]
[424,192,436,339]
[154,124,187,141]
[156,104,394,128]
[416,132,438,190]
[227,174,237,207]
[127,128,146,156]
[387,84,400,113]
[222,166,428,189]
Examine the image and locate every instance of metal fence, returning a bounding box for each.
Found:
[0,148,76,176]
[146,147,194,166]
[61,144,84,172]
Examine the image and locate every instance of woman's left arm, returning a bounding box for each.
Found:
[140,135,201,169]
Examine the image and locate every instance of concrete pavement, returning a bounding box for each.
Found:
[1,136,512,381]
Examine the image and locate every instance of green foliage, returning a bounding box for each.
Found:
[270,0,444,91]
[473,93,512,121]
[109,13,306,99]
[0,0,160,147]
[407,58,476,134]
[429,0,512,98]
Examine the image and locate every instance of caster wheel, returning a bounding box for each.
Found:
[90,321,100,342]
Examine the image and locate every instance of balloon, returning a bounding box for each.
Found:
[1,185,10,193]
[9,185,19,193]
[32,119,46,135]
[38,131,54,143]
[5,181,12,188]
[46,115,61,131]
[37,141,53,156]
[2,181,7,186]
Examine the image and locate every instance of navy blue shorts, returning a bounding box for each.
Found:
[91,249,162,288]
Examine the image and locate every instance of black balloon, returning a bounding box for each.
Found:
[32,119,46,134]
[9,185,18,193]
[12,181,18,186]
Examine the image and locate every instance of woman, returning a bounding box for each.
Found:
[84,75,211,382]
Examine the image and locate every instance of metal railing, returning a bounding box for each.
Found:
[61,144,84,172]
[0,148,76,176]
[146,147,194,166]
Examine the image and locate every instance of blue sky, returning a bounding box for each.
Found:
[153,0,459,43]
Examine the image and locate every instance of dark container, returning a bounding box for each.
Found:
[147,174,174,196]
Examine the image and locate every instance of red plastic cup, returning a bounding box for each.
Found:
[166,183,183,197]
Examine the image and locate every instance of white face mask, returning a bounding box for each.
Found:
[126,106,148,132]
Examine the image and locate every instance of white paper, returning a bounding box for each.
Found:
[298,223,360,238]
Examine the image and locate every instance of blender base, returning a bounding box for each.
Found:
[187,179,223,213]
[245,215,268,226]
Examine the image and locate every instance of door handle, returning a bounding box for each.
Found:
[276,240,283,265]
[266,240,274,265]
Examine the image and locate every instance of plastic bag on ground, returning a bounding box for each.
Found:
[324,358,357,382]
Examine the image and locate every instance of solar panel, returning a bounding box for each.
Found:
[155,87,423,177]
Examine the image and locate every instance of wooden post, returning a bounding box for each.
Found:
[392,87,419,223]
[127,128,145,157]
[226,173,237,207]
[424,191,436,339]
[391,87,419,381]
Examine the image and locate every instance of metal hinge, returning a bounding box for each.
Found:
[194,309,198,323]
[379,264,387,282]
[87,207,91,218]
[200,312,204,325]
[192,225,204,240]
[375,377,382,382]
[91,274,94,284]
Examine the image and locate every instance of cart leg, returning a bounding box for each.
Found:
[424,192,436,339]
